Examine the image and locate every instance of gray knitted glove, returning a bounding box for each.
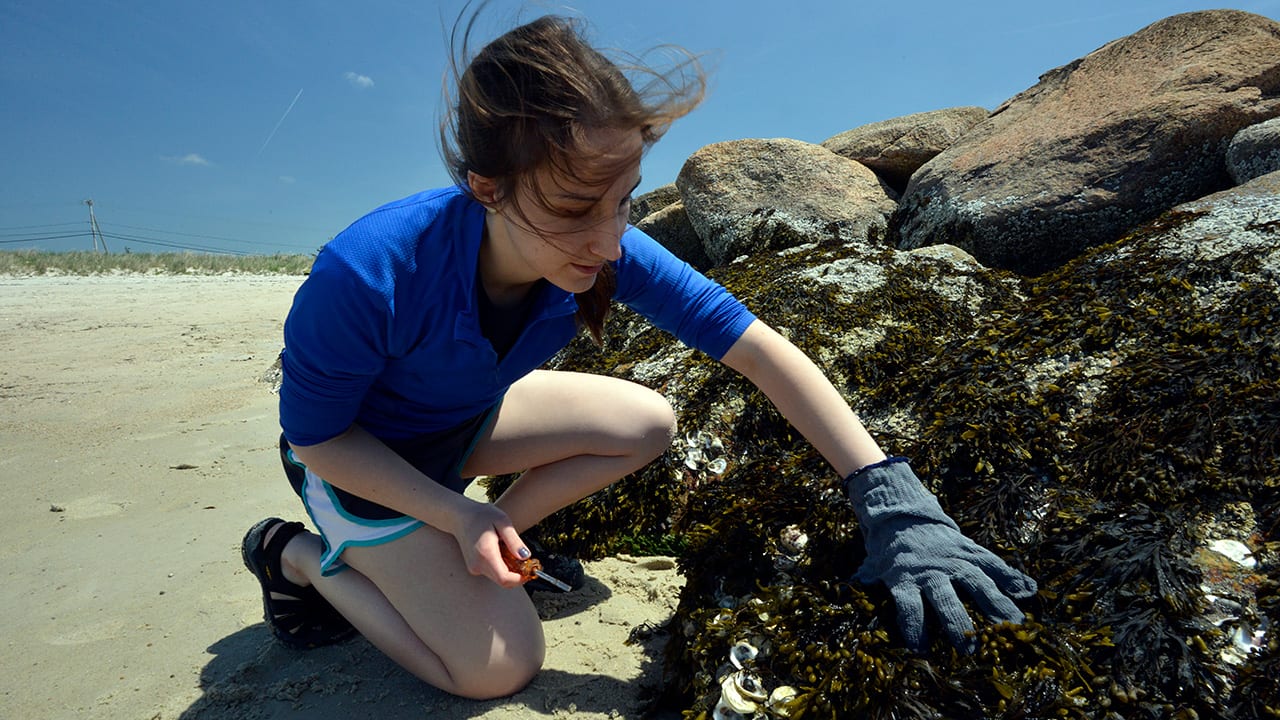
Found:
[845,457,1037,652]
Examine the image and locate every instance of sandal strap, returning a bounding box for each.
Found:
[243,517,356,649]
[258,519,307,592]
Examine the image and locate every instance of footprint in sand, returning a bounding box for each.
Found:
[51,496,129,519]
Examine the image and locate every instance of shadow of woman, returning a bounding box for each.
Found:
[177,575,682,719]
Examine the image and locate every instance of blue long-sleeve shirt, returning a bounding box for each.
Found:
[279,185,756,447]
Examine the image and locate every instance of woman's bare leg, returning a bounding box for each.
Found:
[261,369,672,697]
[462,369,677,530]
[271,526,543,700]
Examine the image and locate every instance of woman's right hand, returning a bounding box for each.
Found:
[449,498,530,588]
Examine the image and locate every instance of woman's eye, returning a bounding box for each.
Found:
[554,205,593,218]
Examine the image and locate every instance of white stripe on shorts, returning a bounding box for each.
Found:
[299,465,424,576]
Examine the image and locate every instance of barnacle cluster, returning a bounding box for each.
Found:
[683,430,729,478]
[708,640,800,719]
[497,202,1278,716]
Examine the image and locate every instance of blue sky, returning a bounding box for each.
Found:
[3,0,1278,256]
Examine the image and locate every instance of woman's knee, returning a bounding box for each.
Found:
[630,386,677,459]
[449,642,545,699]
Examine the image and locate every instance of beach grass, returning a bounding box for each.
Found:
[0,250,315,276]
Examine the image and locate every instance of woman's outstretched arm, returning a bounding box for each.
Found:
[718,319,886,476]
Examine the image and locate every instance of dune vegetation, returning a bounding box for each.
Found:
[0,249,314,276]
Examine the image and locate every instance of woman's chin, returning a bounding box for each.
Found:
[549,274,598,294]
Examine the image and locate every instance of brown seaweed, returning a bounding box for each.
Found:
[485,206,1279,717]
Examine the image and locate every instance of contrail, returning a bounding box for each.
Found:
[256,88,304,158]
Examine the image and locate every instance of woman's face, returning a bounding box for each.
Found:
[490,127,644,294]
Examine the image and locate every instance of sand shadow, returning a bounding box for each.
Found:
[175,574,680,719]
[526,573,612,621]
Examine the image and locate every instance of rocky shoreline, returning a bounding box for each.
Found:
[522,10,1280,718]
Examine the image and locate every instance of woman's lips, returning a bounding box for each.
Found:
[571,262,603,275]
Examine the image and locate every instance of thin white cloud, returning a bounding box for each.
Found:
[163,153,212,167]
[279,175,296,184]
[343,71,375,89]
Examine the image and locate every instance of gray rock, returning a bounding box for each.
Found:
[1089,168,1280,281]
[677,138,898,267]
[629,183,682,225]
[553,236,1021,443]
[1227,117,1280,185]
[539,178,1280,720]
[635,202,713,271]
[512,15,1280,718]
[893,9,1280,276]
[821,106,989,192]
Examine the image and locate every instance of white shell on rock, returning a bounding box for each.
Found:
[720,670,767,714]
[681,429,727,476]
[729,640,758,668]
[712,698,746,720]
[779,524,808,555]
[768,685,800,717]
[1208,539,1256,568]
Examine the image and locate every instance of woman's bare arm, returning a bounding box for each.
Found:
[289,426,526,586]
[718,319,886,477]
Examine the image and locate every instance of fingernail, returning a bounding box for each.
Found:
[517,546,531,559]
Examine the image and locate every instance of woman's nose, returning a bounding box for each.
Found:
[588,222,624,261]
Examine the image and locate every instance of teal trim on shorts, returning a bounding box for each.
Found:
[301,472,425,577]
[452,399,502,478]
[286,399,501,577]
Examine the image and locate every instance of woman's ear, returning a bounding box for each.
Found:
[467,171,501,207]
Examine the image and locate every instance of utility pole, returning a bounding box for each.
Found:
[84,199,108,253]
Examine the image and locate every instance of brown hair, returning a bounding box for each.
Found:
[441,6,705,344]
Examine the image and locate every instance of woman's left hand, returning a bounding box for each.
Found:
[447,498,530,588]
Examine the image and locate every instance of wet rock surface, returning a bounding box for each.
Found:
[511,10,1280,718]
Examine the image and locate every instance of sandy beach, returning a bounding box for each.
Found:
[0,274,683,720]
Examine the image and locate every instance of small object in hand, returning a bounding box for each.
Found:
[501,545,572,592]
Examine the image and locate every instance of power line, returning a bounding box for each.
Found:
[106,221,318,251]
[0,221,83,232]
[0,229,91,238]
[0,228,258,254]
[1,201,323,254]
[98,231,253,256]
[0,233,93,244]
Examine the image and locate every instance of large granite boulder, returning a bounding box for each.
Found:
[507,167,1280,719]
[893,10,1280,276]
[677,138,898,267]
[821,106,989,192]
[476,10,1280,719]
[1228,116,1280,184]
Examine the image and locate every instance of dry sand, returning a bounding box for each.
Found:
[0,274,684,719]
